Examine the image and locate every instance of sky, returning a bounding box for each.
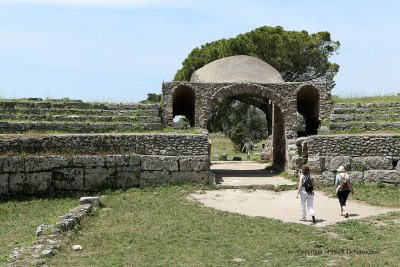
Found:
[0,0,399,103]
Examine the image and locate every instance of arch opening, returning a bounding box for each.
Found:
[173,86,195,127]
[297,85,320,136]
[207,86,287,171]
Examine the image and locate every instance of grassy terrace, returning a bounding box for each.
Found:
[332,94,400,104]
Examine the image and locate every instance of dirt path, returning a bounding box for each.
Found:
[199,162,400,227]
[211,162,295,186]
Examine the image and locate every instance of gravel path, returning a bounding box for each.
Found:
[199,162,400,227]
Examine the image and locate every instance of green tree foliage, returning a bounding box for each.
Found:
[209,100,268,149]
[174,25,340,147]
[174,25,340,83]
[140,93,161,104]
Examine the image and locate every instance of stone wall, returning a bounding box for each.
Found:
[296,135,400,184]
[162,81,332,140]
[0,134,210,196]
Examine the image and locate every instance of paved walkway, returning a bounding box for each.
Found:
[211,162,295,186]
[197,162,400,227]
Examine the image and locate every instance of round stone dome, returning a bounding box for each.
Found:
[190,55,284,83]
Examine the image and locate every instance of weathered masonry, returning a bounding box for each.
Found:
[296,135,400,184]
[162,55,333,170]
[0,134,210,196]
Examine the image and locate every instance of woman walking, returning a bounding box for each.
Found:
[296,165,316,224]
[335,166,355,218]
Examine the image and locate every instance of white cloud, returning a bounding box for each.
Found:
[0,0,193,8]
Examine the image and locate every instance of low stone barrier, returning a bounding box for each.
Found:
[295,135,400,184]
[0,121,163,133]
[0,134,211,196]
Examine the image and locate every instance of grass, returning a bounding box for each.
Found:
[35,185,400,267]
[0,196,78,264]
[332,94,400,104]
[210,133,269,162]
[318,183,400,207]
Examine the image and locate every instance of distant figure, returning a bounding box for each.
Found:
[335,166,354,218]
[260,143,268,162]
[296,165,316,224]
[242,138,252,160]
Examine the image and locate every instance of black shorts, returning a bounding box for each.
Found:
[337,189,350,206]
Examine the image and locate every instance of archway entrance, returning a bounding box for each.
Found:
[207,84,288,171]
[172,86,195,127]
[297,85,320,136]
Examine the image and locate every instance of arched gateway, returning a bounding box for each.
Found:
[162,55,332,170]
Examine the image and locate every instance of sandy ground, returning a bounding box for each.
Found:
[195,162,400,227]
[211,162,295,186]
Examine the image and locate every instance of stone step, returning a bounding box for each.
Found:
[330,113,400,122]
[333,102,400,109]
[332,106,400,114]
[0,114,162,123]
[0,107,160,116]
[329,122,400,132]
[0,100,160,111]
[0,121,163,133]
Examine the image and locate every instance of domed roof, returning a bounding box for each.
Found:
[190,55,284,83]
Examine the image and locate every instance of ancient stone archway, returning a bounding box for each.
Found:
[162,56,333,170]
[209,83,291,170]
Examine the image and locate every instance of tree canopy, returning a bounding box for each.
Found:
[174,25,340,83]
[173,25,340,148]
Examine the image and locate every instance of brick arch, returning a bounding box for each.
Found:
[208,83,290,170]
[210,83,286,113]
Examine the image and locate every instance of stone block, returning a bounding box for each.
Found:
[179,156,209,171]
[84,167,115,190]
[26,172,52,193]
[328,156,351,172]
[171,171,210,185]
[0,173,9,194]
[52,168,84,190]
[73,156,105,167]
[291,155,305,171]
[79,196,101,207]
[105,155,140,167]
[115,166,140,188]
[140,170,170,187]
[141,156,178,171]
[0,156,25,172]
[9,173,26,194]
[25,156,69,172]
[317,171,336,184]
[347,171,364,183]
[364,170,400,183]
[307,156,324,174]
[352,157,392,171]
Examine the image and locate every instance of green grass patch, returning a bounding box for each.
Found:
[210,133,269,162]
[317,183,400,207]
[43,186,400,267]
[0,197,78,264]
[332,94,400,104]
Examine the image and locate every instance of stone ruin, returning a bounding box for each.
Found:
[162,55,333,170]
[0,55,399,196]
[162,55,400,182]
